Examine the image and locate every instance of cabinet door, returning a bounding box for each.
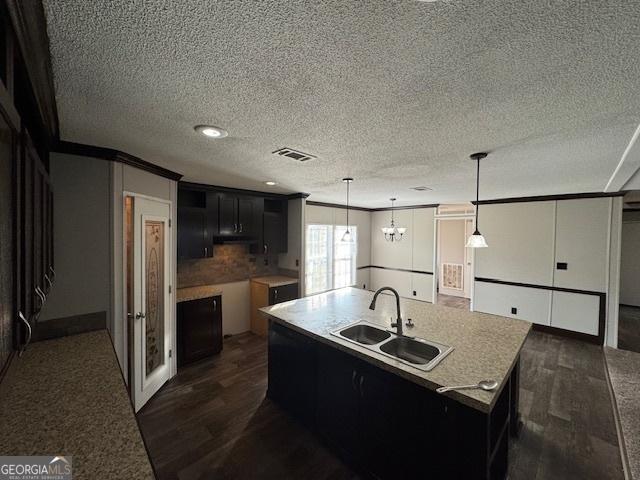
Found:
[316,345,361,461]
[237,195,261,237]
[218,195,237,235]
[177,295,222,366]
[554,198,610,292]
[177,208,210,259]
[267,322,316,427]
[269,283,298,305]
[263,211,285,254]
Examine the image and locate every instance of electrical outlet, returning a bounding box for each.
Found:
[511,307,517,315]
[413,290,417,296]
[295,259,299,267]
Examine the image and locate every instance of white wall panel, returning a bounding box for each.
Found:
[370,268,412,298]
[554,198,610,292]
[474,202,555,285]
[371,210,413,269]
[412,208,435,272]
[551,291,600,335]
[474,281,551,326]
[411,272,434,302]
[356,267,371,291]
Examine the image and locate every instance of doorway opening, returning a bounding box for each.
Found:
[435,204,474,310]
[618,192,640,353]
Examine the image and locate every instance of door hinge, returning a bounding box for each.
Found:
[169,349,172,358]
[169,285,172,293]
[169,219,172,227]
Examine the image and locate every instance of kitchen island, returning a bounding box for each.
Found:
[260,287,531,480]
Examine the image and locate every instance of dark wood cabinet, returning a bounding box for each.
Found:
[218,193,262,238]
[268,283,298,306]
[177,295,222,367]
[268,322,517,480]
[267,321,316,428]
[177,187,216,259]
[177,183,289,255]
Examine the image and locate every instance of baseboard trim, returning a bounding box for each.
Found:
[33,311,107,342]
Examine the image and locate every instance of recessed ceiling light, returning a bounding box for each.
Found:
[194,125,228,138]
[265,181,277,186]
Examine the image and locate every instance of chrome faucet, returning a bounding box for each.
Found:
[369,287,403,336]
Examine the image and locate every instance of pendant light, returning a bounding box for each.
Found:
[341,178,354,243]
[466,152,488,248]
[382,198,407,242]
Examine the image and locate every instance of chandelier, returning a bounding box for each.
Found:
[381,198,406,242]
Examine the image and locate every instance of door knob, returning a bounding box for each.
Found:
[135,312,146,319]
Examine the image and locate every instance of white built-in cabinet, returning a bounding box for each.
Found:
[369,208,435,302]
[473,197,612,338]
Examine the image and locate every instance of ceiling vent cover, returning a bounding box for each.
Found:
[411,186,432,191]
[272,147,317,162]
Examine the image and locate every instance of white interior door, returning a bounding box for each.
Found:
[133,197,172,412]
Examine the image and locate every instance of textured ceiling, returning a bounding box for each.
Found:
[43,0,640,208]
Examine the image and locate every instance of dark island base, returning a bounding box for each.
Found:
[267,321,520,480]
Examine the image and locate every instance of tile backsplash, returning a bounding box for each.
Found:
[177,244,280,288]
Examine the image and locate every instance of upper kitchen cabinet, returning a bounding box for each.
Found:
[262,198,288,255]
[554,198,610,292]
[218,193,262,238]
[177,187,215,259]
[178,182,290,256]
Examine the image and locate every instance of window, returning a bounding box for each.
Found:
[305,224,357,295]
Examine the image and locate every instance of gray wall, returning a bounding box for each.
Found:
[620,213,640,306]
[40,153,111,322]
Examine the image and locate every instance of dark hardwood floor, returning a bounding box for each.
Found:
[618,305,640,354]
[138,330,623,480]
[437,293,471,310]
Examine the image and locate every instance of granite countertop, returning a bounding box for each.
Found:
[250,275,299,288]
[261,287,531,413]
[176,284,223,303]
[0,330,154,479]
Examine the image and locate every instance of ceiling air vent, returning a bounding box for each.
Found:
[272,147,317,162]
[411,186,432,191]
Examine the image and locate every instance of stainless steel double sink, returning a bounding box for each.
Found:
[330,321,453,372]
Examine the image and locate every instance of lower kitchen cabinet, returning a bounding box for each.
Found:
[267,322,316,428]
[268,322,516,479]
[177,295,222,366]
[250,279,299,336]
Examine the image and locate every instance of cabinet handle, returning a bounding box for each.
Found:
[274,289,278,300]
[351,370,357,391]
[135,312,146,319]
[213,299,217,311]
[204,247,208,256]
[234,223,237,233]
[359,375,364,397]
[264,244,268,255]
[18,311,31,356]
[239,223,243,233]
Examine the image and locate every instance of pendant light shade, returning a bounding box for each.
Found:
[341,178,354,243]
[467,152,488,248]
[381,198,406,242]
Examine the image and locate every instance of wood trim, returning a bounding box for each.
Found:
[474,277,604,296]
[473,191,626,206]
[475,277,606,345]
[358,265,433,275]
[4,0,59,141]
[54,140,183,181]
[180,180,303,200]
[306,200,439,212]
[306,200,373,212]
